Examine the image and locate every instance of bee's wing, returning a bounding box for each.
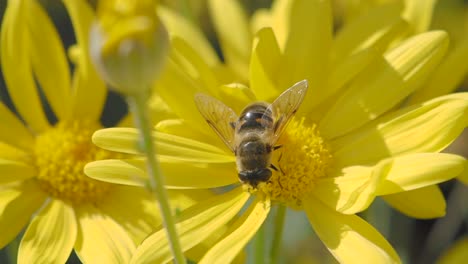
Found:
[194,93,238,152]
[265,80,308,144]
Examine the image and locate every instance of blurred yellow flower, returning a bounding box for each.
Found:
[0,0,201,263]
[86,0,468,263]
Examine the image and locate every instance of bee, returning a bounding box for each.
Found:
[194,80,308,188]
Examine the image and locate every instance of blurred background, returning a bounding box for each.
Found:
[0,0,466,263]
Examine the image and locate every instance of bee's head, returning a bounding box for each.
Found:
[238,168,272,188]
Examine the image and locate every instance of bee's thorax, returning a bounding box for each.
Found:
[237,103,274,132]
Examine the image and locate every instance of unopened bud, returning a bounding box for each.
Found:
[90,0,169,96]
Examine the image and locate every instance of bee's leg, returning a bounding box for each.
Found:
[273,145,282,151]
[277,152,285,175]
[272,165,284,189]
[275,178,283,189]
[270,164,279,171]
[270,164,284,189]
[229,122,236,129]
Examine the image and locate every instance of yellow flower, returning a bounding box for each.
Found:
[421,0,468,186]
[0,1,203,263]
[338,0,468,185]
[86,0,468,263]
[334,0,468,104]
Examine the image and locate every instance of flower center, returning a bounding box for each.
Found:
[34,120,114,204]
[257,118,333,209]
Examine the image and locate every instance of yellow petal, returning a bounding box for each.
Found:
[457,160,468,185]
[325,48,378,104]
[154,58,213,133]
[249,27,282,101]
[0,181,47,248]
[18,199,76,264]
[1,0,50,133]
[270,0,291,50]
[321,31,449,139]
[277,0,332,109]
[85,159,147,187]
[131,188,249,264]
[86,158,238,188]
[332,93,468,167]
[387,31,448,87]
[171,37,219,94]
[28,0,72,120]
[160,160,238,188]
[75,205,135,263]
[314,165,383,214]
[158,6,219,67]
[251,8,272,34]
[120,93,178,127]
[0,159,36,184]
[98,185,160,243]
[0,142,29,161]
[437,237,468,264]
[156,118,235,154]
[199,197,270,264]
[62,0,107,121]
[0,103,34,151]
[159,115,228,151]
[217,83,256,114]
[331,1,406,64]
[185,223,246,264]
[382,186,445,219]
[156,119,212,143]
[402,0,436,34]
[208,0,251,79]
[92,128,234,163]
[376,153,464,195]
[304,196,401,263]
[158,129,234,163]
[410,37,468,104]
[167,189,217,215]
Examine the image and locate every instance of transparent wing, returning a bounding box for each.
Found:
[194,93,238,152]
[265,80,308,144]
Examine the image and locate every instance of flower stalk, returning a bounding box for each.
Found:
[254,221,266,263]
[89,0,186,262]
[128,93,186,264]
[270,205,286,264]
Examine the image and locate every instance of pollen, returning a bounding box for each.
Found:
[33,120,115,204]
[257,117,333,209]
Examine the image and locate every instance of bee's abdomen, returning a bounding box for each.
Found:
[238,103,273,131]
[237,138,271,170]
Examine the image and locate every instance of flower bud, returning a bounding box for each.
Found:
[90,0,169,96]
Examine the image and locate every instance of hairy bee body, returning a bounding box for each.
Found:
[194,80,308,188]
[235,103,275,186]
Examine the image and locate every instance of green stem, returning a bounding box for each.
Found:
[128,93,186,264]
[270,205,286,264]
[254,221,265,264]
